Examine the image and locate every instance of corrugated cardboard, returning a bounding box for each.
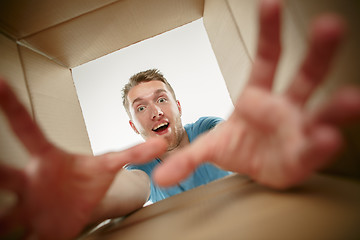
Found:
[84,174,360,240]
[0,34,31,167]
[203,0,253,102]
[204,0,306,101]
[19,45,92,154]
[0,0,359,238]
[0,0,118,39]
[1,0,204,68]
[205,0,360,104]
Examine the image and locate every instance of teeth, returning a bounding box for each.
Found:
[153,123,168,131]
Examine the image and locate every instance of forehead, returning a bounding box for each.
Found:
[127,80,171,103]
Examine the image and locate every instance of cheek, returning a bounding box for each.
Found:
[133,115,147,129]
[167,104,180,115]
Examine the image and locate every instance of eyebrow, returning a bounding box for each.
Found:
[131,89,168,106]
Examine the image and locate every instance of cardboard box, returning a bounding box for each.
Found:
[0,0,359,238]
[85,174,360,240]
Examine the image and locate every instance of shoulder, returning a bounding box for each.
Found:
[184,116,224,142]
[185,116,223,132]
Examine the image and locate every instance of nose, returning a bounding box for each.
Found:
[151,104,163,119]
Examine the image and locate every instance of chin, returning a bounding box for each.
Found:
[166,140,181,152]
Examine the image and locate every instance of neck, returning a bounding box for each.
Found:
[160,128,189,160]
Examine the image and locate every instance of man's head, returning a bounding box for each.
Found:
[122,69,176,116]
[122,69,185,150]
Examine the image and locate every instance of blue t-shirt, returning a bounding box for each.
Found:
[126,116,232,203]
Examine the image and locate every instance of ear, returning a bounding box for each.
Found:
[176,100,182,116]
[129,120,140,134]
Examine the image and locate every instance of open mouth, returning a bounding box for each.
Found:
[152,122,169,132]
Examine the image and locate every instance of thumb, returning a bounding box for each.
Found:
[153,139,211,187]
[99,137,168,173]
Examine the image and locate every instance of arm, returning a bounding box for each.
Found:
[0,77,167,240]
[90,169,150,223]
[152,0,360,189]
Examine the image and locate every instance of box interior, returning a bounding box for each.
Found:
[0,1,360,234]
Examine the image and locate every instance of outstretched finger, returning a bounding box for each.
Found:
[0,163,26,194]
[246,0,281,90]
[0,78,55,157]
[300,125,342,172]
[285,15,345,107]
[98,137,168,173]
[152,139,212,187]
[308,86,360,126]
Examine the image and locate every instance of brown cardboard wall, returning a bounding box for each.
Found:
[205,0,360,107]
[203,0,253,103]
[1,23,92,216]
[19,46,92,154]
[0,0,118,39]
[204,0,309,102]
[86,174,360,240]
[12,0,204,68]
[203,0,304,100]
[0,34,31,167]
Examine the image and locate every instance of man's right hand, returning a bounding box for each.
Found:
[0,77,167,240]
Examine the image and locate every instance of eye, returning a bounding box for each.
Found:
[158,97,167,103]
[137,106,146,112]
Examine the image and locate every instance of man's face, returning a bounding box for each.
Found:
[127,80,184,150]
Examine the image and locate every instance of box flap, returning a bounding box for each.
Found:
[1,0,204,68]
[0,0,118,39]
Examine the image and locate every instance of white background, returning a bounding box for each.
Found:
[72,19,234,156]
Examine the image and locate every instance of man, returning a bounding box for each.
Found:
[122,69,232,203]
[1,0,360,239]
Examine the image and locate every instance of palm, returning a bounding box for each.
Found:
[196,87,322,189]
[23,150,114,239]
